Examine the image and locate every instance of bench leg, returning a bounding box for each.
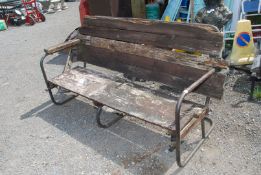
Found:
[40,54,77,105]
[47,87,76,106]
[174,117,214,167]
[96,106,124,128]
[171,96,214,167]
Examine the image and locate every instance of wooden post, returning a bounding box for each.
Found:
[131,0,146,18]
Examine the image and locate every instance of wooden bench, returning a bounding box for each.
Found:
[40,16,227,167]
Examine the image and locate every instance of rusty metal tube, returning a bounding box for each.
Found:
[174,68,215,167]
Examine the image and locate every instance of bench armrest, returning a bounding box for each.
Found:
[44,39,80,55]
[174,68,215,167]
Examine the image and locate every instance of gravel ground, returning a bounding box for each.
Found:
[0,2,261,175]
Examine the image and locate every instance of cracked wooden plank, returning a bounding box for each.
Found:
[77,35,226,99]
[50,67,204,131]
[81,16,223,55]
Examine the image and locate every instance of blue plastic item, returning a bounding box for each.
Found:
[161,0,182,21]
[179,9,188,19]
[146,3,160,20]
[243,0,260,13]
[181,0,189,7]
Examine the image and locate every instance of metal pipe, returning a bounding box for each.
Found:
[96,106,124,128]
[201,96,210,138]
[40,54,76,105]
[174,69,215,167]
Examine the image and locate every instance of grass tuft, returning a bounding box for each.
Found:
[253,86,261,101]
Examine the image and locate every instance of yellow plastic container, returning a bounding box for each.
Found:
[229,20,256,65]
[131,0,146,18]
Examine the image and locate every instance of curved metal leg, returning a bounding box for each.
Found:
[40,54,76,105]
[171,95,214,167]
[96,107,124,128]
[170,69,215,167]
[47,88,76,106]
[175,117,214,167]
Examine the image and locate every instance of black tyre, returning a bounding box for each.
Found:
[39,13,46,22]
[28,16,35,25]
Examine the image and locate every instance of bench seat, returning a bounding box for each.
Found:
[50,66,206,133]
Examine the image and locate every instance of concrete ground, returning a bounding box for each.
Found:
[0,2,261,175]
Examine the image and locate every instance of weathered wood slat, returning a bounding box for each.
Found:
[79,26,222,56]
[77,45,225,99]
[44,39,80,55]
[83,16,220,36]
[50,67,205,131]
[78,34,227,69]
[81,16,223,55]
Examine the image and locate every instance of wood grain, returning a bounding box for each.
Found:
[81,16,223,55]
[77,46,225,99]
[50,67,205,131]
[44,39,80,55]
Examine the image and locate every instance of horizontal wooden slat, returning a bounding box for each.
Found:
[81,16,223,55]
[50,67,205,131]
[83,16,220,38]
[78,34,228,70]
[77,45,225,99]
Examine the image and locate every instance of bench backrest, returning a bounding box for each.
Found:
[77,16,226,99]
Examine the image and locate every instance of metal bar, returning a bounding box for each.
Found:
[202,96,210,138]
[252,24,261,27]
[225,29,261,34]
[174,69,215,167]
[40,54,76,105]
[179,117,214,166]
[180,109,207,139]
[63,49,72,73]
[252,29,261,32]
[245,13,261,17]
[96,107,124,128]
[225,36,261,41]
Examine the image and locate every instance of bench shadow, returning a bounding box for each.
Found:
[21,98,204,174]
[46,53,67,65]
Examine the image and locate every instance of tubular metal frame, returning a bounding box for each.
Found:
[40,53,76,105]
[40,43,218,167]
[173,69,215,167]
[96,106,124,128]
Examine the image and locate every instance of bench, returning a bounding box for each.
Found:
[40,16,227,167]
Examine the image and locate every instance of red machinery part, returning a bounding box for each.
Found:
[79,0,90,26]
[79,0,132,26]
[22,0,45,25]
